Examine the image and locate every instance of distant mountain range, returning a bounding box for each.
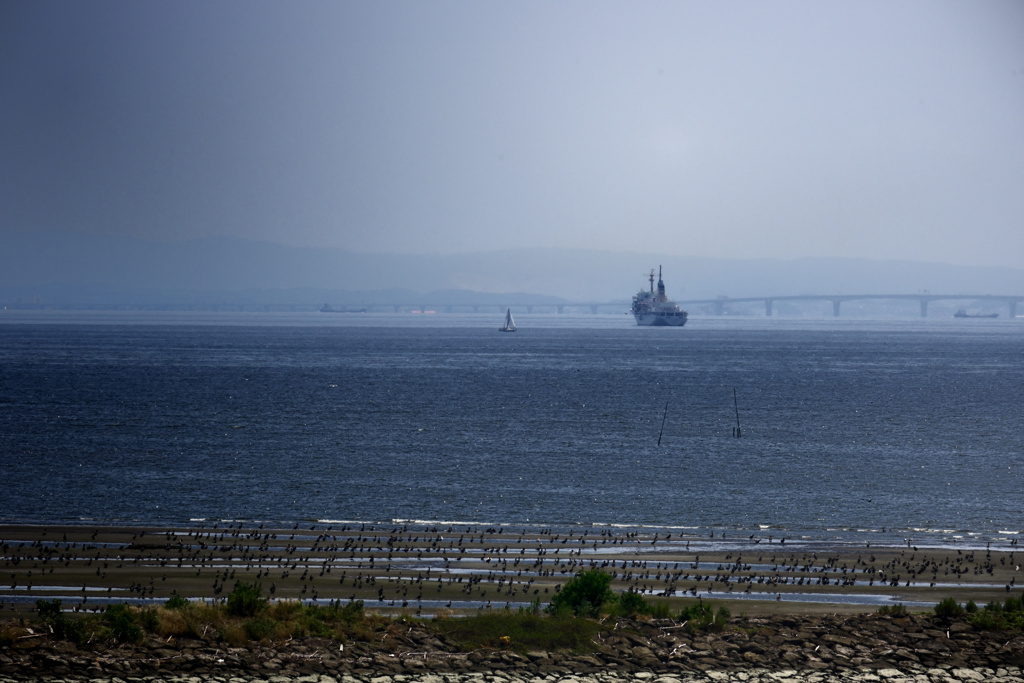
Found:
[2,230,1022,309]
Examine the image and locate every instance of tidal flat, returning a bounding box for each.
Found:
[2,523,1019,616]
[2,524,1024,682]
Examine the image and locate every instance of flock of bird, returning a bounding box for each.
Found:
[1,523,1018,615]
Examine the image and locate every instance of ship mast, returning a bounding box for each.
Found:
[648,269,656,294]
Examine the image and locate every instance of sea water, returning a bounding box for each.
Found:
[1,312,1021,549]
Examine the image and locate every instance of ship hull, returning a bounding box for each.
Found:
[633,312,688,326]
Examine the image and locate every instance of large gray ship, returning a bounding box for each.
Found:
[630,266,688,326]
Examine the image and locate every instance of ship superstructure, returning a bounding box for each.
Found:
[630,266,688,326]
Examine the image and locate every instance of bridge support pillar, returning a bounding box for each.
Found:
[589,305,598,314]
[832,300,841,317]
[920,300,928,318]
[714,302,725,316]
[526,306,533,314]
[765,300,773,317]
[1010,301,1018,318]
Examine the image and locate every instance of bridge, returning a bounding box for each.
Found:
[678,294,1023,318]
[351,294,1023,318]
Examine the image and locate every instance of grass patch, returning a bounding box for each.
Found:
[24,590,775,654]
[678,600,730,632]
[967,597,1024,631]
[434,609,603,653]
[605,589,674,619]
[877,603,908,617]
[243,616,279,642]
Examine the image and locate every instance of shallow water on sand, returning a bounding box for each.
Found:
[1,313,1022,547]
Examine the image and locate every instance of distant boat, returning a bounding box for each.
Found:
[630,266,688,326]
[320,304,367,313]
[499,308,517,332]
[954,308,998,319]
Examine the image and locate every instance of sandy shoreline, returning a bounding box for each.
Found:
[2,523,1019,616]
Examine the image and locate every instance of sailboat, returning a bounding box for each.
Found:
[499,308,517,332]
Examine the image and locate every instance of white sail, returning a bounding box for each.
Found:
[500,308,517,332]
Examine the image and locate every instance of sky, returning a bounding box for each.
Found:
[2,0,1023,268]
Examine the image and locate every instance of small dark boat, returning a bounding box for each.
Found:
[954,308,998,319]
[320,304,367,313]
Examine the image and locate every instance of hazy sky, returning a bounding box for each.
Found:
[2,1,1022,267]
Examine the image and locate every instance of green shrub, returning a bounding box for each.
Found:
[339,599,365,623]
[678,600,729,632]
[265,599,302,622]
[969,609,1004,631]
[877,603,908,616]
[35,599,85,644]
[165,594,189,609]
[138,607,159,632]
[35,599,62,622]
[179,601,225,639]
[546,569,615,618]
[104,604,144,644]
[966,597,1024,631]
[226,580,267,617]
[292,603,340,638]
[648,601,673,619]
[679,600,711,621]
[243,616,278,641]
[295,613,334,638]
[616,589,649,617]
[219,623,248,647]
[934,598,964,620]
[609,590,672,619]
[521,597,542,616]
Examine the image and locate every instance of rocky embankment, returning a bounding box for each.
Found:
[3,613,1023,682]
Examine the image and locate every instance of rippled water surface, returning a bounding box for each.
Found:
[2,313,1021,547]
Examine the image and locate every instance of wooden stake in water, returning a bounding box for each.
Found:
[658,401,669,446]
[733,388,742,438]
